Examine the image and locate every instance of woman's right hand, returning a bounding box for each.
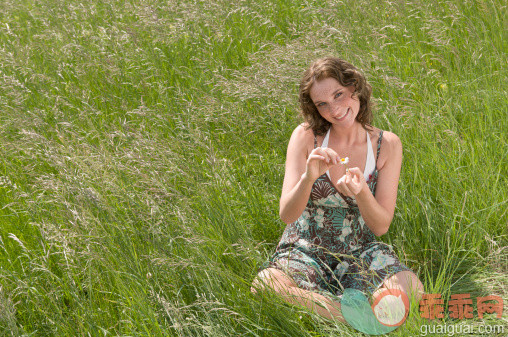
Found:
[304,147,340,182]
[279,125,342,224]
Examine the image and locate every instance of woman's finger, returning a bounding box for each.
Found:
[344,175,358,193]
[313,147,339,165]
[344,167,365,195]
[336,176,353,197]
[308,154,326,162]
[317,148,336,164]
[345,170,352,184]
[353,174,360,184]
[311,148,331,164]
[337,175,346,185]
[345,168,362,183]
[323,147,339,164]
[347,167,362,176]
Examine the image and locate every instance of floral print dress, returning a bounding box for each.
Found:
[260,130,413,299]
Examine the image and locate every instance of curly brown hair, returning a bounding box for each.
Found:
[299,57,373,136]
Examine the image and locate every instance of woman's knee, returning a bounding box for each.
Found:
[383,271,424,299]
[251,268,298,294]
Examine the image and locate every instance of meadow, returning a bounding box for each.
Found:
[0,0,506,335]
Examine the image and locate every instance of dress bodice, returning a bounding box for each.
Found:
[275,130,384,260]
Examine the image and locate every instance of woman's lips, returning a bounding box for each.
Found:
[335,108,349,121]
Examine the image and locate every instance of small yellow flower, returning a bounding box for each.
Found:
[340,157,349,164]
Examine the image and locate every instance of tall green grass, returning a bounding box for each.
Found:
[0,0,506,335]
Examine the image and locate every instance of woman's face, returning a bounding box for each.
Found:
[309,77,360,129]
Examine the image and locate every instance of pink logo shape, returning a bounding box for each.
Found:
[371,289,410,327]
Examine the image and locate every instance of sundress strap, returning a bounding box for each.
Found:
[313,132,318,149]
[375,130,383,165]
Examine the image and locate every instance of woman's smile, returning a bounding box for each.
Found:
[334,108,350,121]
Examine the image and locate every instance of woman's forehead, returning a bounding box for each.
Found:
[310,77,350,100]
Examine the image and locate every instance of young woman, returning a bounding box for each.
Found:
[251,57,424,322]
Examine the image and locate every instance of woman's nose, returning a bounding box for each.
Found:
[331,105,342,117]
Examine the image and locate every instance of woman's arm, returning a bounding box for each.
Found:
[338,131,403,236]
[280,125,340,224]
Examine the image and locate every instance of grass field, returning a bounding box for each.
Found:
[0,0,506,335]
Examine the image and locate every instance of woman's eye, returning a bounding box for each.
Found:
[317,102,325,107]
[335,92,343,98]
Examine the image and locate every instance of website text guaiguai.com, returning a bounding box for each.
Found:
[419,323,505,336]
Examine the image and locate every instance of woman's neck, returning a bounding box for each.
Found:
[330,122,365,147]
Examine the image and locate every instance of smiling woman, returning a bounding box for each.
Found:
[251,57,424,324]
[310,78,360,128]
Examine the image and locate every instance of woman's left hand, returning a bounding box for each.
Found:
[336,167,368,197]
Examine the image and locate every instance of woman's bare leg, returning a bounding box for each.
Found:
[251,268,345,322]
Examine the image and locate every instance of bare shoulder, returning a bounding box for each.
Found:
[288,123,315,157]
[375,129,402,169]
[381,130,402,149]
[292,123,314,138]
